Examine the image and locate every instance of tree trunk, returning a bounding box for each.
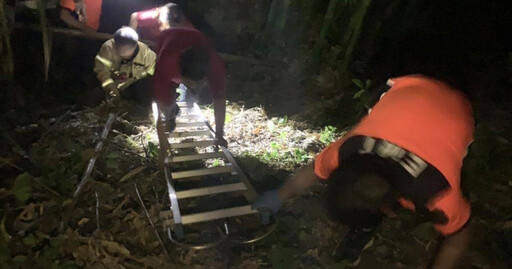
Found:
[263,0,291,46]
[0,0,13,79]
[339,0,371,76]
[37,0,51,82]
[319,0,343,41]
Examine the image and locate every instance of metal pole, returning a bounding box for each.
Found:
[74,113,116,198]
[133,182,170,256]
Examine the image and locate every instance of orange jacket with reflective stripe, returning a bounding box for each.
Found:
[314,75,474,235]
[60,0,102,31]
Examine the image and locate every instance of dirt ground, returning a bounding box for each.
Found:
[2,95,511,269]
[1,53,511,269]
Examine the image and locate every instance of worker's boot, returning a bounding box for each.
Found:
[161,104,181,133]
[332,228,375,267]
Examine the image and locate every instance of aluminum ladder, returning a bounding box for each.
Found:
[158,102,260,242]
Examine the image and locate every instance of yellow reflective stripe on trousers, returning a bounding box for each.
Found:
[102,78,115,88]
[96,55,113,67]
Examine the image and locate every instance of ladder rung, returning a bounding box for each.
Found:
[177,102,190,107]
[170,140,215,149]
[176,182,247,199]
[181,205,257,225]
[175,122,206,128]
[180,108,200,114]
[171,152,225,163]
[171,166,234,179]
[168,130,213,138]
[177,114,203,120]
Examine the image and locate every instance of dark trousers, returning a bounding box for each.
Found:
[78,77,152,107]
[122,78,152,106]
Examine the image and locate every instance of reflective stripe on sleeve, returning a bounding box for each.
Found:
[96,56,113,67]
[147,63,155,75]
[102,78,115,88]
[118,81,128,88]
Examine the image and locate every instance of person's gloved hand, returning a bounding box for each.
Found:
[166,116,177,133]
[160,104,180,132]
[215,135,228,148]
[105,84,120,98]
[105,84,120,105]
[252,190,281,225]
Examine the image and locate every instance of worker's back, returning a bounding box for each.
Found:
[353,75,474,187]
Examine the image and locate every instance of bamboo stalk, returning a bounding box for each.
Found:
[319,0,343,41]
[36,0,51,81]
[339,0,371,75]
[263,0,291,43]
[0,0,13,77]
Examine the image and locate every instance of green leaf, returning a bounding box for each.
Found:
[0,246,10,264]
[366,79,372,88]
[267,120,276,133]
[225,113,232,124]
[22,234,37,246]
[351,78,364,89]
[147,142,158,159]
[320,126,337,145]
[1,216,11,241]
[278,116,288,125]
[106,158,118,169]
[12,255,26,264]
[269,245,295,268]
[12,173,32,203]
[55,260,79,269]
[270,142,279,150]
[353,89,365,99]
[107,152,120,159]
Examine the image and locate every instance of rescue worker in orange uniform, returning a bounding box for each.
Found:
[59,0,106,38]
[253,75,474,268]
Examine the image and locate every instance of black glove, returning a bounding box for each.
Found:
[215,135,228,148]
[162,105,180,133]
[167,116,177,133]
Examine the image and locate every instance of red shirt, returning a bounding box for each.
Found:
[136,8,195,42]
[314,75,474,235]
[153,28,226,106]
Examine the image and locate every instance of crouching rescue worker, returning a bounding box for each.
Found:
[253,75,474,268]
[94,27,156,105]
[153,26,227,147]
